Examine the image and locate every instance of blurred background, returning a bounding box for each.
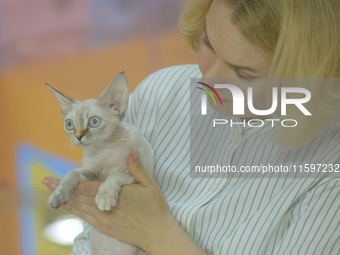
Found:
[0,0,196,254]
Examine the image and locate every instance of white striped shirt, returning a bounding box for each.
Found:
[72,65,340,255]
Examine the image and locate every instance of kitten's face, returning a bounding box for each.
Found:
[47,72,129,147]
[63,100,121,146]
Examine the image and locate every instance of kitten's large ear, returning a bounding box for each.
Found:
[46,83,75,117]
[96,72,129,114]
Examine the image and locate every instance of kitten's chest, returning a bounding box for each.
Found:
[82,145,130,179]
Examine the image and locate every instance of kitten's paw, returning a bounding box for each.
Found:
[95,190,119,211]
[48,188,72,209]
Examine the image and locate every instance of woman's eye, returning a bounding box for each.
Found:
[231,66,248,80]
[89,117,101,128]
[229,65,256,81]
[65,119,75,130]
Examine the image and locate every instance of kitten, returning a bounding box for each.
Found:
[46,73,153,255]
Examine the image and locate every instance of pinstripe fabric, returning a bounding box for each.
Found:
[72,65,340,255]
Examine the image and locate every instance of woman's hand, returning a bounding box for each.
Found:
[43,150,173,251]
[42,150,207,255]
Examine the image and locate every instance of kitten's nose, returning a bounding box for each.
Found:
[75,133,85,141]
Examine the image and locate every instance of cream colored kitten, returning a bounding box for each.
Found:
[47,73,152,255]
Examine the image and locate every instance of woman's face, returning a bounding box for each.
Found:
[198,0,272,116]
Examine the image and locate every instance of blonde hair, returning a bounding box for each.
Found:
[180,0,340,147]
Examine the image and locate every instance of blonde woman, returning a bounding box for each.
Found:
[43,0,339,254]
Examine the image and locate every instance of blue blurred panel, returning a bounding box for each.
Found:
[16,143,78,187]
[16,143,78,255]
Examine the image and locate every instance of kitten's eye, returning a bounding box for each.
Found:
[89,117,101,128]
[65,119,75,130]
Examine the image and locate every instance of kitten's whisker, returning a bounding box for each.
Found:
[64,141,74,150]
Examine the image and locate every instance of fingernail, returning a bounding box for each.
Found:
[42,178,51,186]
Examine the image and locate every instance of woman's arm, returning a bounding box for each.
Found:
[146,214,208,255]
[42,150,207,255]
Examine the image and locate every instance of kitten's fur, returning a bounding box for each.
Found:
[47,73,152,255]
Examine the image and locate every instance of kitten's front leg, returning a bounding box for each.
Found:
[48,168,93,209]
[95,172,134,211]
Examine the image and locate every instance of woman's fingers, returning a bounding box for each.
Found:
[42,176,60,184]
[67,192,98,208]
[42,176,100,196]
[42,176,61,190]
[63,200,102,228]
[63,193,119,236]
[73,181,101,196]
